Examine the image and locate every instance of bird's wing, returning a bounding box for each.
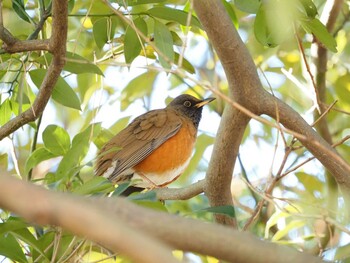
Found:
[95,109,182,182]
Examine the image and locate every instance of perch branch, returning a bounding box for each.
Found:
[154,180,205,200]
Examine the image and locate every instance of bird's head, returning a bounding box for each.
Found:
[167,94,215,128]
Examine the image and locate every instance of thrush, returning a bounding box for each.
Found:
[95,94,215,193]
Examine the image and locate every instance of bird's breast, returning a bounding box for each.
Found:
[132,121,197,187]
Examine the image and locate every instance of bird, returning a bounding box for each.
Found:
[95,94,215,194]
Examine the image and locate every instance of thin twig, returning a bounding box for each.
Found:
[178,0,193,68]
[295,27,321,113]
[28,114,43,181]
[311,100,338,127]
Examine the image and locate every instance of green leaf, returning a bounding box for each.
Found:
[31,231,54,261]
[115,0,166,6]
[93,17,118,49]
[133,199,168,212]
[73,176,114,195]
[32,232,75,262]
[299,0,317,18]
[24,148,57,175]
[68,0,75,13]
[174,52,195,74]
[108,116,131,135]
[29,69,81,110]
[272,220,306,241]
[0,153,8,170]
[264,206,301,239]
[112,182,131,196]
[295,172,324,196]
[301,18,337,52]
[11,228,44,259]
[53,234,77,261]
[55,125,93,180]
[148,7,201,28]
[129,191,167,212]
[334,73,350,109]
[36,52,104,75]
[154,19,174,68]
[124,17,148,64]
[93,128,115,149]
[0,98,12,126]
[0,234,27,263]
[199,205,236,218]
[334,243,350,261]
[235,0,261,14]
[42,125,71,156]
[221,0,239,28]
[121,71,158,110]
[12,0,31,23]
[254,5,275,47]
[171,31,183,47]
[0,219,28,235]
[128,191,157,201]
[254,2,292,47]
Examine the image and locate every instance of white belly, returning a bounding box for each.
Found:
[130,157,191,188]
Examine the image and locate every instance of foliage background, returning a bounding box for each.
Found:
[1,0,350,262]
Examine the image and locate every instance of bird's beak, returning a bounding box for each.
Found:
[195,97,216,108]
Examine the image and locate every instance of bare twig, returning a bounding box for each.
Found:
[243,147,294,231]
[295,29,321,113]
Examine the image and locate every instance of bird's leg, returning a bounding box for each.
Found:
[137,173,162,189]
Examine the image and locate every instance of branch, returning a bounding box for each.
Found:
[310,0,343,253]
[0,175,325,263]
[0,1,51,53]
[154,179,205,200]
[0,175,177,263]
[193,0,350,200]
[0,0,67,140]
[313,0,344,144]
[1,38,50,53]
[193,0,254,227]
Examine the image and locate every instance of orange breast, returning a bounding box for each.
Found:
[134,122,196,176]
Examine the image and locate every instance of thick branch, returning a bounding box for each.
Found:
[206,107,249,226]
[0,0,67,141]
[0,175,324,263]
[193,0,257,226]
[0,175,177,263]
[194,0,265,109]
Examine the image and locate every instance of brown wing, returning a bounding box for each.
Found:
[95,109,182,182]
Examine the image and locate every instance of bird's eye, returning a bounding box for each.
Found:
[183,101,191,107]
